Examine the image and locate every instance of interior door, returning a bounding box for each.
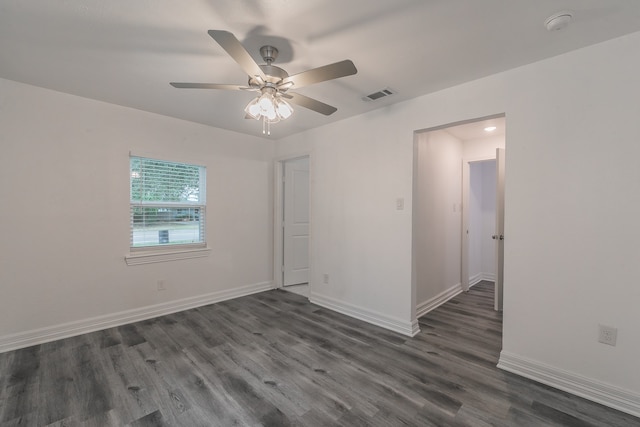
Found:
[494,148,505,311]
[283,157,309,286]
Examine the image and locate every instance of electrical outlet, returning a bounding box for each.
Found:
[598,324,617,346]
[323,273,329,284]
[157,280,166,291]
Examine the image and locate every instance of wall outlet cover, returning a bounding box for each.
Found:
[598,324,617,346]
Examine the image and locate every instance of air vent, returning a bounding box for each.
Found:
[362,87,396,102]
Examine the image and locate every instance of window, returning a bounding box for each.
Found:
[130,156,206,250]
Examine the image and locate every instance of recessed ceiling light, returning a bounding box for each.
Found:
[484,126,497,132]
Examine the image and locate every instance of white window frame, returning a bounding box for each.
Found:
[125,154,210,265]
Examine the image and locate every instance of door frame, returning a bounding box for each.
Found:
[273,152,311,289]
[494,148,506,311]
[412,113,506,347]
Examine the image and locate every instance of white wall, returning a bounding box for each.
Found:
[469,162,484,281]
[0,78,275,349]
[498,34,640,411]
[480,161,497,278]
[469,160,497,283]
[276,112,416,334]
[414,130,463,306]
[277,31,640,413]
[462,134,505,160]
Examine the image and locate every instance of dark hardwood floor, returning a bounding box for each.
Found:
[1,281,638,426]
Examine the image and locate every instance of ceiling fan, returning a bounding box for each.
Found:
[170,30,358,134]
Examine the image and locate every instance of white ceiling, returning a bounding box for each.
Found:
[2,0,640,140]
[443,116,505,141]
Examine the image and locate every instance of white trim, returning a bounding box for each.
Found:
[273,159,285,288]
[468,273,483,287]
[415,113,506,135]
[409,319,420,336]
[482,272,495,282]
[273,153,311,289]
[0,281,274,354]
[273,151,312,162]
[416,283,463,318]
[125,247,211,265]
[497,351,640,418]
[310,292,419,337]
[129,149,206,168]
[468,272,495,287]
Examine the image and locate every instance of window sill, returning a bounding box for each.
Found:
[125,247,211,266]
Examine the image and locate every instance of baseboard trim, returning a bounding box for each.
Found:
[416,283,463,318]
[469,273,495,287]
[497,351,640,418]
[0,281,274,354]
[310,293,419,337]
[482,272,495,282]
[469,273,483,287]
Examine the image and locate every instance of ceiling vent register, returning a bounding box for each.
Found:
[363,88,395,101]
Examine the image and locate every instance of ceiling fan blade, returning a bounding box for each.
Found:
[170,83,252,90]
[281,60,357,89]
[284,92,338,116]
[208,30,266,80]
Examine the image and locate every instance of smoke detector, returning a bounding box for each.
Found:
[545,12,573,31]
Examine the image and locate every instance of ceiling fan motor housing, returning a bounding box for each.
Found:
[248,65,289,89]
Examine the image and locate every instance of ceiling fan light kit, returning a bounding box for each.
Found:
[243,46,294,135]
[244,87,294,135]
[170,30,357,136]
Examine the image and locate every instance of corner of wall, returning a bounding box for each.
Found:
[416,283,463,318]
[310,292,419,337]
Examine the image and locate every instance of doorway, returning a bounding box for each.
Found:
[274,155,310,296]
[465,159,497,288]
[413,115,506,319]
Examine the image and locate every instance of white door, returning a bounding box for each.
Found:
[283,157,309,286]
[494,148,505,311]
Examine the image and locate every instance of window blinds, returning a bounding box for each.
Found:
[130,156,206,248]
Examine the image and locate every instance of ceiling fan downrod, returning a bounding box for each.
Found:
[259,45,278,65]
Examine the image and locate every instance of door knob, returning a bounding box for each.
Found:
[492,234,505,240]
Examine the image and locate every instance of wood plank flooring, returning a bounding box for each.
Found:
[1,281,638,426]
